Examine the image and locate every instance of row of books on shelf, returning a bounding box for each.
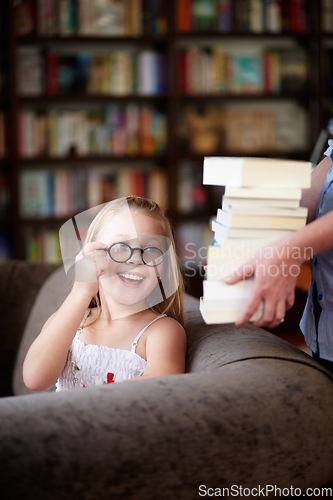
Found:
[17,47,166,97]
[19,166,167,218]
[177,0,308,34]
[200,155,312,324]
[15,0,167,37]
[323,0,333,32]
[179,102,308,155]
[178,46,307,95]
[24,228,61,264]
[18,105,167,158]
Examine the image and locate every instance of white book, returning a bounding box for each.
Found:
[220,205,308,218]
[205,244,262,280]
[200,297,262,324]
[212,219,292,241]
[222,196,301,209]
[215,207,307,230]
[224,185,302,200]
[203,278,256,300]
[203,156,311,188]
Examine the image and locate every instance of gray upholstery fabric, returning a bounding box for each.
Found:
[0,261,57,396]
[1,264,333,499]
[13,265,72,395]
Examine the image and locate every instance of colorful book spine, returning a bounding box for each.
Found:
[24,0,167,36]
[177,45,304,95]
[19,166,167,219]
[18,104,166,158]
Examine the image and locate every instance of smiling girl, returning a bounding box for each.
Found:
[23,197,186,391]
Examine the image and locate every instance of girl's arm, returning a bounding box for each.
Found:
[23,242,104,391]
[23,286,92,391]
[132,318,186,380]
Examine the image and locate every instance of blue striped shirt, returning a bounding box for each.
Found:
[300,140,333,360]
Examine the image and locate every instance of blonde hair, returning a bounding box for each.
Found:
[85,196,184,328]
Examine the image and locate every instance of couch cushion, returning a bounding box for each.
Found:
[13,266,72,395]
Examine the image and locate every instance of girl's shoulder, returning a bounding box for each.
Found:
[147,315,186,340]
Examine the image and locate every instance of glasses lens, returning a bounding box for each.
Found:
[109,243,132,262]
[142,247,164,266]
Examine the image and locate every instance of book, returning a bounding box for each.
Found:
[222,195,301,209]
[203,156,312,188]
[177,0,191,32]
[205,244,263,280]
[222,184,302,209]
[203,274,256,299]
[17,47,43,96]
[192,0,216,30]
[223,184,302,201]
[231,53,263,94]
[220,204,307,218]
[212,219,292,241]
[200,298,262,324]
[19,171,54,217]
[201,278,264,324]
[215,206,307,230]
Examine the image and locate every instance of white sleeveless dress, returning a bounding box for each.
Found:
[55,314,166,391]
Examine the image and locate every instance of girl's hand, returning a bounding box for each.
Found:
[74,242,107,298]
[224,244,301,328]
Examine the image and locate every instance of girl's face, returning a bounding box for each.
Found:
[97,210,166,310]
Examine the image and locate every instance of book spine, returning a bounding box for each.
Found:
[177,0,192,32]
[16,105,166,158]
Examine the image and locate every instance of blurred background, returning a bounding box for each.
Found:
[0,0,331,338]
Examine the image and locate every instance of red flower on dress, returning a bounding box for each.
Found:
[107,372,115,384]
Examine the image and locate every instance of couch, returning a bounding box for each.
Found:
[0,260,332,499]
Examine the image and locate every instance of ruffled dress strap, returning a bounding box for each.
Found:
[78,309,91,331]
[131,314,166,353]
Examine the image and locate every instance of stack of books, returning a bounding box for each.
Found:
[200,156,312,324]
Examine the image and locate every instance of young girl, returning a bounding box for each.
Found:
[23,196,186,391]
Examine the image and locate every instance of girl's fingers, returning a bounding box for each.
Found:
[75,242,107,282]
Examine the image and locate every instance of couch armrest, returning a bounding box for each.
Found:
[0,261,59,396]
[0,350,332,499]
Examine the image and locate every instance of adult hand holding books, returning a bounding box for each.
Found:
[223,237,301,328]
[201,155,312,325]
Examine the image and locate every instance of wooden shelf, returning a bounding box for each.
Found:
[175,31,313,39]
[19,154,168,166]
[18,94,167,104]
[17,35,168,45]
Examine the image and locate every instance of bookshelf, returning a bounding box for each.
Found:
[0,0,331,285]
[0,2,14,260]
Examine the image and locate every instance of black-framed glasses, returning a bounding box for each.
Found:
[100,242,165,267]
